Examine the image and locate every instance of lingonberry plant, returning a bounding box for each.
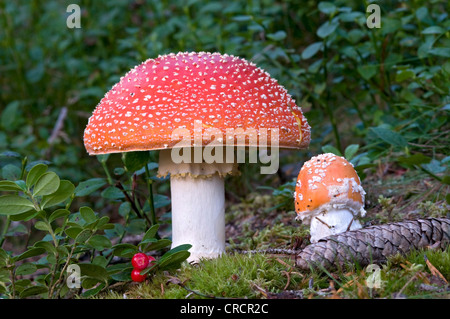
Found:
[0,157,191,298]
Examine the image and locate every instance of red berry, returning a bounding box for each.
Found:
[131,269,147,282]
[132,253,149,270]
[147,255,156,266]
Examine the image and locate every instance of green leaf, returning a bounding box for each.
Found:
[1,101,21,132]
[421,26,445,34]
[122,151,150,173]
[357,65,377,81]
[397,154,432,166]
[166,244,192,254]
[19,285,48,298]
[421,159,447,174]
[142,239,172,252]
[74,178,106,197]
[118,201,132,217]
[81,283,105,298]
[0,181,25,192]
[142,224,160,241]
[0,248,9,265]
[34,241,57,255]
[158,250,190,270]
[14,247,46,262]
[0,195,35,215]
[96,216,114,230]
[134,162,159,175]
[267,30,287,41]
[301,42,323,60]
[369,126,407,148]
[381,18,401,35]
[93,255,108,268]
[442,176,450,185]
[65,226,83,239]
[428,47,450,58]
[321,145,342,156]
[318,2,337,15]
[16,263,37,276]
[26,164,48,189]
[48,208,71,223]
[112,243,138,258]
[2,164,21,180]
[87,235,112,250]
[9,209,40,221]
[396,69,415,82]
[78,263,109,282]
[101,186,125,199]
[153,194,171,209]
[33,172,60,197]
[232,15,253,22]
[96,154,110,163]
[80,206,97,223]
[41,180,75,209]
[75,229,92,243]
[317,21,338,38]
[35,221,52,232]
[344,144,359,161]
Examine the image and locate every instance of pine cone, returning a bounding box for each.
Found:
[296,218,450,270]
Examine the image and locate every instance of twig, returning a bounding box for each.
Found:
[115,181,152,227]
[47,107,68,145]
[282,270,291,290]
[236,248,300,256]
[44,106,68,159]
[396,272,420,297]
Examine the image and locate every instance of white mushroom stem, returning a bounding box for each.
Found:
[309,209,362,243]
[170,174,225,262]
[158,149,237,262]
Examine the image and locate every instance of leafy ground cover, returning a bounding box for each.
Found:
[0,0,448,299]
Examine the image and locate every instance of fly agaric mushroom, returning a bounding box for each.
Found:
[84,52,311,262]
[294,153,366,243]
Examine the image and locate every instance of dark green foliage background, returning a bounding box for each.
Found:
[1,1,448,185]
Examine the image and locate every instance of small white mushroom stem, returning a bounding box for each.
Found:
[309,209,362,243]
[170,173,225,262]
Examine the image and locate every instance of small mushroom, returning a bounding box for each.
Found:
[294,153,366,243]
[84,52,311,262]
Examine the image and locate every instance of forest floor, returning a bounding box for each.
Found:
[100,165,449,299]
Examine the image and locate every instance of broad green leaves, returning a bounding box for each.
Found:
[0,163,122,298]
[33,172,60,197]
[369,126,408,148]
[26,164,48,189]
[0,164,75,217]
[0,196,35,215]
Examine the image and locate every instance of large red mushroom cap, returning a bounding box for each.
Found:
[83,52,310,155]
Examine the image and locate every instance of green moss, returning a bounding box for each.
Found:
[123,253,304,299]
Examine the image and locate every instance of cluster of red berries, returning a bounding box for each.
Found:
[131,252,156,282]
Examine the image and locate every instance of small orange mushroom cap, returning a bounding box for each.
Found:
[294,153,366,222]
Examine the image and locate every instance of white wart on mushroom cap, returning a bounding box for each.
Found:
[83,51,311,261]
[294,153,366,243]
